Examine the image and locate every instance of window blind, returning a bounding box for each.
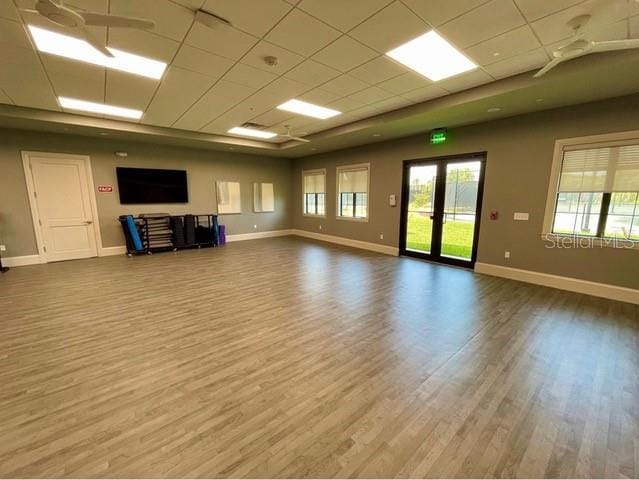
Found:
[338,168,368,192]
[304,172,325,193]
[559,144,639,193]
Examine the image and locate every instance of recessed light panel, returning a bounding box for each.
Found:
[28,26,167,80]
[386,31,477,82]
[277,99,341,119]
[228,127,278,139]
[58,97,143,119]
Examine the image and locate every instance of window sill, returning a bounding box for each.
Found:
[541,233,639,250]
[303,213,326,218]
[336,216,368,222]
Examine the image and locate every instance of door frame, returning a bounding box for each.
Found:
[399,151,486,269]
[21,151,103,264]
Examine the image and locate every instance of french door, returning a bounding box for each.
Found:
[399,153,486,268]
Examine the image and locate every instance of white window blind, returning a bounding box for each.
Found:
[560,144,639,193]
[304,171,325,193]
[338,168,368,193]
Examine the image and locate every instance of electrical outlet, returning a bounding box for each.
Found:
[319,225,322,230]
[379,234,384,240]
[504,251,510,259]
[0,245,5,252]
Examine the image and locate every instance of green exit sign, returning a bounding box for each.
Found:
[430,129,447,144]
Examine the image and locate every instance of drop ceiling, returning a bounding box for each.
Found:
[1,0,639,157]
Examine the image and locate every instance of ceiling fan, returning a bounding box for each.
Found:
[20,0,156,57]
[534,11,639,78]
[281,125,310,143]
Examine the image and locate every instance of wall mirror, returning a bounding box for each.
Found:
[253,182,274,213]
[216,181,241,214]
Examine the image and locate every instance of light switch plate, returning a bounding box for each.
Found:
[513,212,529,221]
[0,245,5,252]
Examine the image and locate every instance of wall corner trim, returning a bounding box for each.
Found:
[474,262,639,305]
[291,229,399,256]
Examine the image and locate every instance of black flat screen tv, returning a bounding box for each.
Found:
[116,167,188,204]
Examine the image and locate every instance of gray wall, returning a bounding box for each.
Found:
[0,129,293,257]
[293,95,639,290]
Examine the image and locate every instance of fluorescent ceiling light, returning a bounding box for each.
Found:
[277,99,341,119]
[228,127,278,139]
[386,31,477,82]
[28,25,167,80]
[58,97,143,120]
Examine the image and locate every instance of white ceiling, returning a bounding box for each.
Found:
[1,0,639,145]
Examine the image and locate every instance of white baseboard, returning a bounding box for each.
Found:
[475,262,639,305]
[292,229,399,256]
[99,246,127,257]
[1,254,42,267]
[226,229,295,242]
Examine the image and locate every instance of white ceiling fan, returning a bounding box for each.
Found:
[534,5,639,78]
[20,0,156,57]
[281,125,310,143]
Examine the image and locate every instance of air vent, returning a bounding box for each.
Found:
[241,122,266,129]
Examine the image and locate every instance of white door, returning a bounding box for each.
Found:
[26,153,98,262]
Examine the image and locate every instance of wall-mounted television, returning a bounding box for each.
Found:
[116,167,188,204]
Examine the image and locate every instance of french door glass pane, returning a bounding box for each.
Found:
[406,165,437,253]
[441,161,481,260]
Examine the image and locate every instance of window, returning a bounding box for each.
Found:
[303,169,325,216]
[545,138,639,241]
[337,164,369,220]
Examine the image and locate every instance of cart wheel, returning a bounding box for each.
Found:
[147,251,153,255]
[173,248,178,252]
[127,253,132,257]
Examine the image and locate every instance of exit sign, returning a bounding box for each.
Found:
[430,128,447,144]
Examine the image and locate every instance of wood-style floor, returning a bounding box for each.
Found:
[0,237,637,478]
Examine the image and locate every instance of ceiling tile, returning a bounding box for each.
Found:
[241,40,304,75]
[173,79,254,130]
[143,66,216,126]
[530,0,628,46]
[185,21,258,60]
[312,35,377,72]
[483,47,550,79]
[0,1,20,21]
[262,76,310,100]
[250,108,295,127]
[0,46,58,110]
[320,74,370,96]
[0,18,30,49]
[284,59,341,87]
[202,0,292,37]
[371,95,412,113]
[401,0,487,27]
[437,68,494,92]
[348,85,394,104]
[438,0,526,48]
[41,56,105,104]
[348,56,406,84]
[264,8,341,56]
[514,0,585,22]
[0,87,12,104]
[172,44,234,78]
[466,25,541,66]
[106,71,158,111]
[349,1,429,52]
[297,88,342,104]
[297,0,393,32]
[108,29,180,63]
[327,96,366,112]
[377,71,432,94]
[223,63,278,89]
[109,0,194,42]
[401,84,449,102]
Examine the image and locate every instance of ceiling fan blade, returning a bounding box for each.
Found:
[533,57,564,78]
[78,26,114,57]
[289,136,311,143]
[81,12,155,29]
[591,39,639,53]
[19,8,39,14]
